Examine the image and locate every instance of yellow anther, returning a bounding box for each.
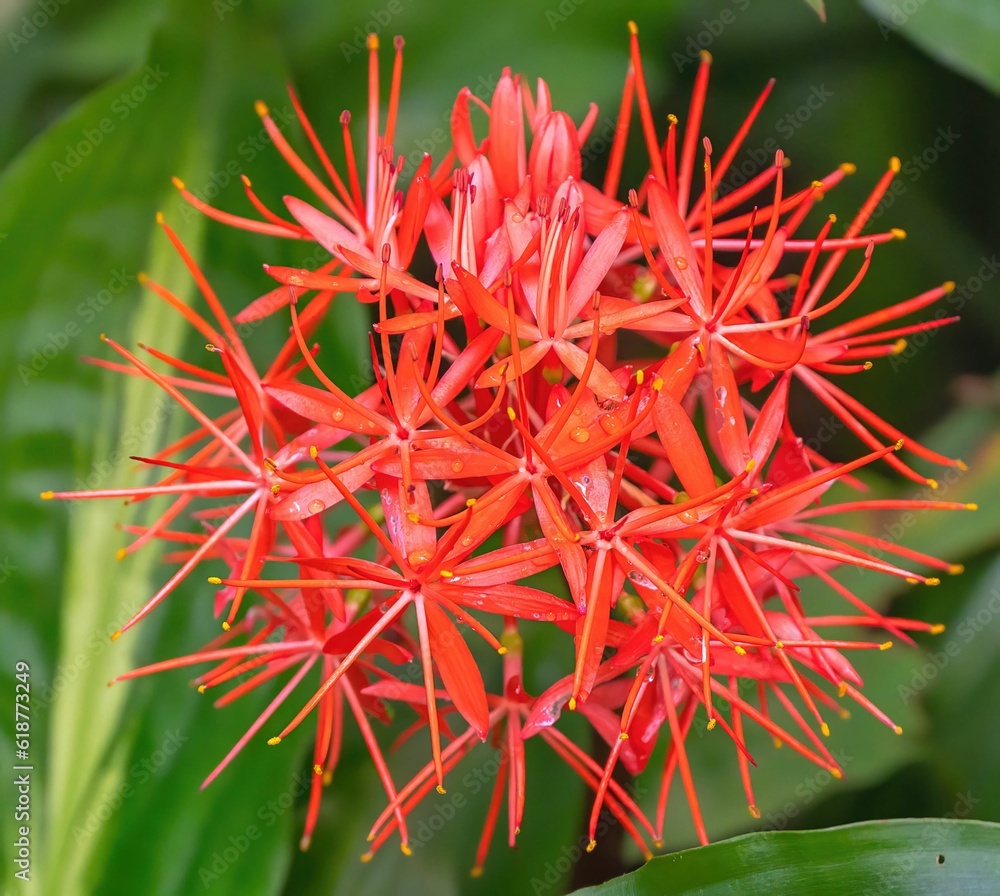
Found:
[943,280,956,293]
[436,784,447,794]
[208,576,223,585]
[254,100,269,117]
[831,767,843,779]
[839,162,857,174]
[313,764,323,775]
[110,630,122,642]
[400,843,412,856]
[707,718,717,731]
[267,736,281,746]
[745,458,756,472]
[925,577,941,586]
[197,685,206,694]
[568,697,578,711]
[749,805,761,819]
[40,490,54,500]
[506,407,516,421]
[309,445,319,458]
[949,564,964,575]
[636,369,644,385]
[115,548,127,561]
[171,176,185,190]
[586,839,597,853]
[155,211,164,224]
[652,377,664,392]
[734,645,746,656]
[821,722,831,737]
[889,156,901,173]
[880,641,893,650]
[360,852,373,863]
[891,339,907,354]
[894,438,905,451]
[930,624,946,634]
[222,621,231,631]
[893,725,903,735]
[891,228,907,240]
[619,732,629,741]
[966,503,979,511]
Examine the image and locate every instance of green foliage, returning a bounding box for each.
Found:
[0,0,996,894]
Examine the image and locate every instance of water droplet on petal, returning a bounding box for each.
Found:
[674,256,689,270]
[461,536,473,547]
[695,550,709,563]
[451,460,464,473]
[332,408,345,422]
[599,413,623,435]
[407,549,432,568]
[570,427,590,443]
[308,499,326,514]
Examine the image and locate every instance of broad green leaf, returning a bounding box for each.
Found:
[570,819,1000,895]
[861,0,1000,94]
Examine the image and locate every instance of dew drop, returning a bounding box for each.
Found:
[545,612,556,622]
[570,427,591,443]
[308,499,326,514]
[673,256,689,270]
[332,408,345,422]
[461,536,473,547]
[451,460,464,473]
[599,413,623,435]
[407,549,432,568]
[694,550,709,563]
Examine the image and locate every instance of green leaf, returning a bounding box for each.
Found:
[569,819,1000,895]
[861,0,1000,94]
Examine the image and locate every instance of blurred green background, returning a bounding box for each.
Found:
[1,0,998,893]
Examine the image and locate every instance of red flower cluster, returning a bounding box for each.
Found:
[45,25,973,871]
